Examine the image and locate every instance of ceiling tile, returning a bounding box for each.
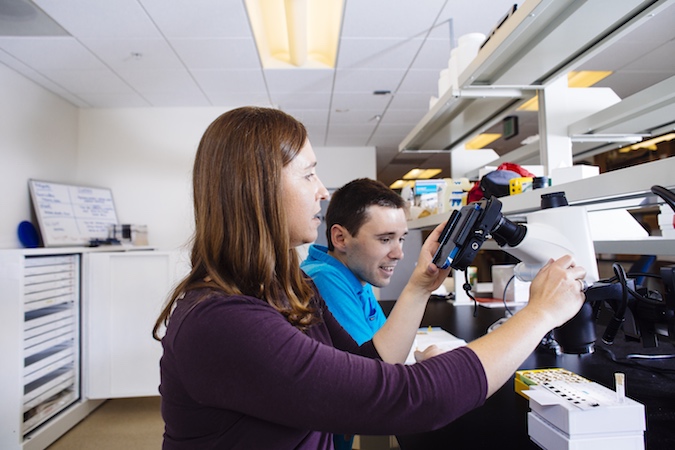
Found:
[169,38,261,70]
[333,68,406,93]
[0,37,105,69]
[410,38,451,70]
[397,69,443,94]
[76,92,151,108]
[281,109,329,126]
[116,68,202,93]
[33,0,161,38]
[42,68,136,94]
[271,92,332,110]
[138,0,252,38]
[341,0,447,38]
[329,109,385,125]
[80,38,185,70]
[380,109,427,125]
[264,69,335,93]
[328,123,377,136]
[143,91,211,107]
[191,69,266,94]
[205,92,272,107]
[330,92,392,111]
[388,92,435,110]
[336,38,422,69]
[437,0,517,40]
[368,124,410,147]
[325,134,371,146]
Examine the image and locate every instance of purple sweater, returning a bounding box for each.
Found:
[159,288,487,449]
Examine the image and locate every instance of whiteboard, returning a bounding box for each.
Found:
[28,179,119,247]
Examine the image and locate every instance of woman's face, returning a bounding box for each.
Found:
[282,140,329,247]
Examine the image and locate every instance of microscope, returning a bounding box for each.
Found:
[432,187,675,354]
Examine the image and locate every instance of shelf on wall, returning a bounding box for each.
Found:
[461,0,670,88]
[399,0,674,154]
[398,88,532,152]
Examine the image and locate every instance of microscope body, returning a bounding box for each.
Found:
[433,192,600,354]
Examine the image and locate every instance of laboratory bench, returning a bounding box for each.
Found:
[379,300,675,450]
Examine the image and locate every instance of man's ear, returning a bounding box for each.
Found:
[330,224,349,252]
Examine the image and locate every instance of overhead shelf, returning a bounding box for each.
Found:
[569,75,675,148]
[398,87,532,151]
[461,0,670,88]
[399,0,674,153]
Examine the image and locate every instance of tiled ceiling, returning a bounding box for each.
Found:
[1,0,674,186]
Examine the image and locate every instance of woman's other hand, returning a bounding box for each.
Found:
[526,254,587,330]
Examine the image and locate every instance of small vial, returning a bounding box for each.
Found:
[615,372,625,403]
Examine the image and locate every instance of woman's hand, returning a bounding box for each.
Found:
[525,255,587,330]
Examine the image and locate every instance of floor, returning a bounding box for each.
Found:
[45,396,398,449]
[47,397,163,450]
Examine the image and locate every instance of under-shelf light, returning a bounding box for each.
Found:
[618,132,675,153]
[465,133,501,149]
[517,70,613,111]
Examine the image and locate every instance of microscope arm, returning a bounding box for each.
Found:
[499,202,599,284]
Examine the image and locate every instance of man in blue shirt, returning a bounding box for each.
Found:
[302,178,408,344]
[301,178,409,450]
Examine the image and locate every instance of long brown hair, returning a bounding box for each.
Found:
[153,107,318,340]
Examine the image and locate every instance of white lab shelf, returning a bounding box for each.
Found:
[399,0,674,153]
[407,157,675,256]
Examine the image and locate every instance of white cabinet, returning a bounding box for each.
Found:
[22,255,80,435]
[83,251,180,399]
[0,252,81,442]
[0,247,182,449]
[0,249,101,450]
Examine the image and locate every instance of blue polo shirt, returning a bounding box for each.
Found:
[301,244,386,345]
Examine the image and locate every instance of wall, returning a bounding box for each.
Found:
[313,146,376,189]
[77,110,377,251]
[77,108,223,252]
[0,67,376,252]
[0,64,79,249]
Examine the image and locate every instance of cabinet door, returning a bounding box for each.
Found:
[84,251,180,399]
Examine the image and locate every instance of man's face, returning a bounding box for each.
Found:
[338,205,408,288]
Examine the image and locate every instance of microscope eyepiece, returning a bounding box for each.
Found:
[491,215,526,247]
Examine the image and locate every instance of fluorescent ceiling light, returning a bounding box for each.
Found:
[466,133,501,149]
[402,168,442,180]
[245,0,344,68]
[517,71,613,111]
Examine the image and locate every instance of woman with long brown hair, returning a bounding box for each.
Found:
[153,106,587,449]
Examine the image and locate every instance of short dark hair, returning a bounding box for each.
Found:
[325,178,406,251]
